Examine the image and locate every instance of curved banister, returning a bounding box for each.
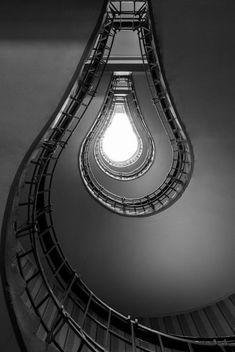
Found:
[78,1,193,217]
[8,125,235,350]
[1,1,235,352]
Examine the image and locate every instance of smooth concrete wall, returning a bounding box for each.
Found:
[139,293,235,337]
[0,0,106,350]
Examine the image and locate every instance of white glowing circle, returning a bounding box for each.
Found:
[102,112,139,163]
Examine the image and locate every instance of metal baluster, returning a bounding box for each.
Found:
[81,293,93,329]
[104,309,112,350]
[158,334,165,352]
[130,318,138,352]
[187,342,194,352]
[60,273,77,306]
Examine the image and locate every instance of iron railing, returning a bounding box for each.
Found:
[78,0,193,216]
[3,1,234,352]
[80,73,155,182]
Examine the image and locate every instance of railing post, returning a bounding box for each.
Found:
[158,334,165,352]
[187,342,194,352]
[60,272,77,305]
[81,293,93,329]
[129,316,136,352]
[104,309,112,350]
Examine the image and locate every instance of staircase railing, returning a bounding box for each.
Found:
[1,1,235,352]
[78,0,194,217]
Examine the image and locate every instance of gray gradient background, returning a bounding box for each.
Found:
[0,4,235,350]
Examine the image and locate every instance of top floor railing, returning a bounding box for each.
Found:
[77,0,194,217]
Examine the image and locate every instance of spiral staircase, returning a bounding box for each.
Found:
[1,1,235,351]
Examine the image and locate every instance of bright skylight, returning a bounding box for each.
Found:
[102,111,139,163]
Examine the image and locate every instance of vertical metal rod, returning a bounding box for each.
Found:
[158,334,165,352]
[61,273,77,305]
[81,293,93,329]
[187,342,194,352]
[104,309,112,349]
[130,317,136,352]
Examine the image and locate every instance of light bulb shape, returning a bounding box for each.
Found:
[102,111,139,163]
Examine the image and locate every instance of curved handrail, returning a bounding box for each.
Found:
[15,215,235,352]
[92,75,154,180]
[78,1,193,217]
[2,1,235,352]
